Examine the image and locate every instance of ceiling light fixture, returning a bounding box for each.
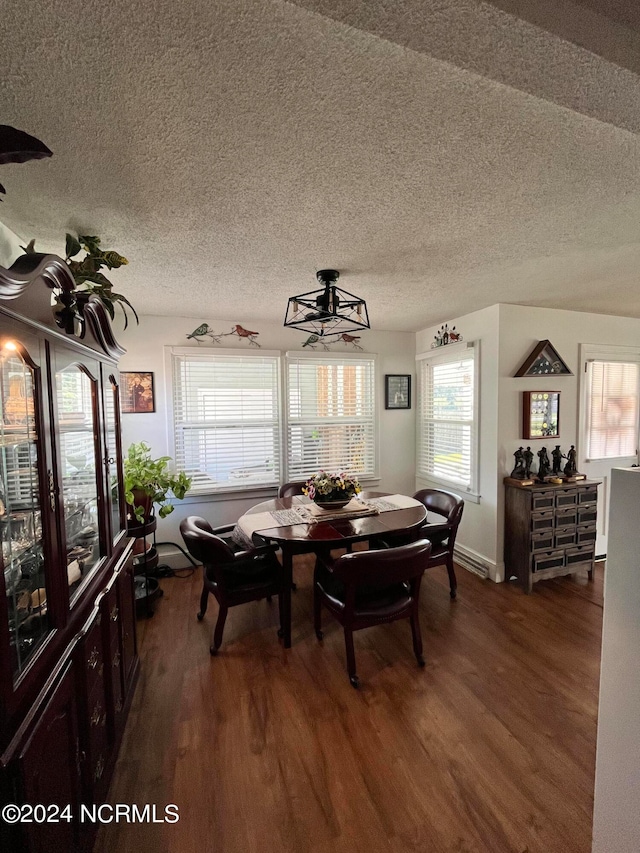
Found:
[283,269,370,337]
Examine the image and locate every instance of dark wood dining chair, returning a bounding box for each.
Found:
[371,489,464,599]
[180,516,285,655]
[277,481,306,498]
[313,539,432,687]
[413,489,464,599]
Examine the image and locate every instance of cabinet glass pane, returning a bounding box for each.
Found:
[0,347,49,680]
[105,379,122,541]
[56,367,101,603]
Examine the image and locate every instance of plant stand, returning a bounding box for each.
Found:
[127,515,163,617]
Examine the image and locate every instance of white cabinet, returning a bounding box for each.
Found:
[592,467,640,853]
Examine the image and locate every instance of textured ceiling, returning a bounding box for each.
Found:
[1,0,640,331]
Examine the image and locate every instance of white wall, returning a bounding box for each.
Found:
[415,302,640,582]
[592,467,640,853]
[496,304,640,573]
[416,305,501,577]
[117,315,416,563]
[0,220,25,267]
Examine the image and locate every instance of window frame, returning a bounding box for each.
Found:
[579,343,640,464]
[284,350,379,484]
[415,340,480,498]
[167,346,283,496]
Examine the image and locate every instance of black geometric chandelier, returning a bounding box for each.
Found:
[283,269,370,337]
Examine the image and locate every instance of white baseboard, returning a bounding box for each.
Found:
[454,543,502,582]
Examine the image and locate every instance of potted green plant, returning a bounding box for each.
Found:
[123,442,192,525]
[21,232,138,328]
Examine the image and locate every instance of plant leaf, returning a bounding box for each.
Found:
[0,125,53,165]
[102,250,128,269]
[82,271,113,288]
[65,233,81,258]
[78,234,102,254]
[98,297,115,320]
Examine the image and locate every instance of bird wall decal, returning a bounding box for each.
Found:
[301,334,330,351]
[227,325,261,346]
[187,323,213,340]
[335,333,363,350]
[186,323,223,343]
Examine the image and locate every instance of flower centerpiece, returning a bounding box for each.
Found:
[303,471,361,510]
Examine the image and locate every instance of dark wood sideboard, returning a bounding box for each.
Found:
[0,254,139,852]
[504,478,600,593]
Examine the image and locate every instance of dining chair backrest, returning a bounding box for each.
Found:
[278,481,307,498]
[314,539,433,686]
[412,489,464,598]
[180,516,237,580]
[330,539,432,590]
[414,488,464,539]
[180,515,283,655]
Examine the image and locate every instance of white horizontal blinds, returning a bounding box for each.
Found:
[287,356,376,479]
[586,361,639,459]
[418,350,474,489]
[172,353,281,493]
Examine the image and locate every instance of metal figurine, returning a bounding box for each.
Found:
[511,447,526,479]
[564,445,579,478]
[523,446,534,479]
[537,447,551,481]
[551,445,566,476]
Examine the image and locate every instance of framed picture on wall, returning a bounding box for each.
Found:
[385,375,411,410]
[522,391,560,439]
[120,372,155,414]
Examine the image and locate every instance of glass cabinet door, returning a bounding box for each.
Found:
[0,343,49,681]
[104,375,125,543]
[55,364,104,605]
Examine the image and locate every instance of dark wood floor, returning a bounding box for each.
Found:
[95,557,603,853]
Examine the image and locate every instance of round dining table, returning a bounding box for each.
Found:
[240,491,428,648]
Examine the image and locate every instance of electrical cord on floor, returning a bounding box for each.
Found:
[154,541,199,579]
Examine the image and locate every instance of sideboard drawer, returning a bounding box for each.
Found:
[555,489,578,508]
[578,504,597,525]
[555,527,577,548]
[532,491,555,511]
[531,530,554,551]
[578,486,599,504]
[531,510,554,531]
[577,524,597,545]
[556,507,578,527]
[532,550,565,573]
[566,544,595,566]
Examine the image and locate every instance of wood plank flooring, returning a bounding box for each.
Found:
[94,557,603,853]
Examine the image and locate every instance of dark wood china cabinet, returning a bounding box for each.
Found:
[0,254,138,852]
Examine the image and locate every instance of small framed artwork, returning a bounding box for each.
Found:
[120,372,155,414]
[385,375,411,410]
[522,391,560,439]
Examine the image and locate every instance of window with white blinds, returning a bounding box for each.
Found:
[172,351,281,493]
[286,354,377,480]
[417,346,476,492]
[586,360,639,460]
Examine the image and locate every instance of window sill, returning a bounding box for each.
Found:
[174,477,382,505]
[415,475,481,504]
